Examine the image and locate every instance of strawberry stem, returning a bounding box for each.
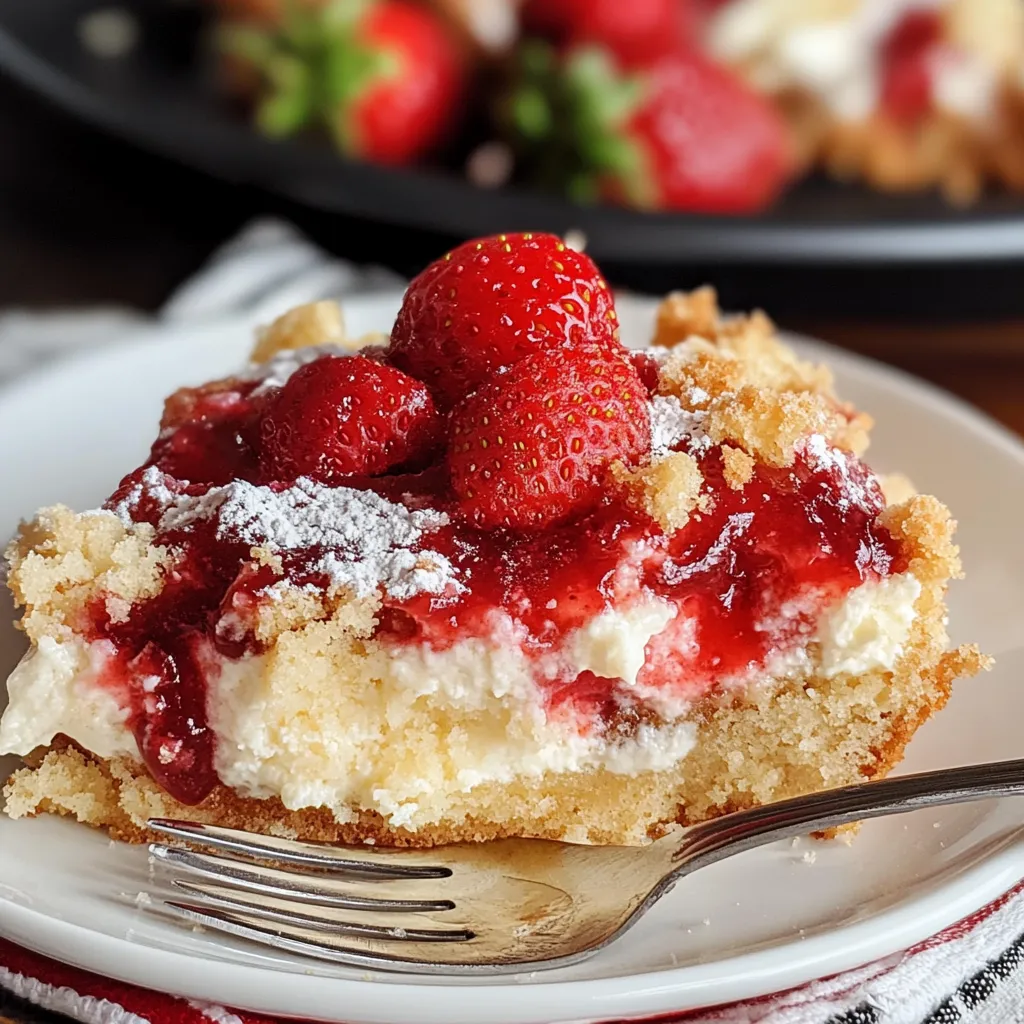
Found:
[501,40,651,206]
[258,54,314,136]
[217,0,393,150]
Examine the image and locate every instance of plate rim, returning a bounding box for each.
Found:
[1,294,1023,1023]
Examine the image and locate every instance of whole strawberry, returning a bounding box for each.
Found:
[504,43,792,213]
[389,232,621,409]
[219,0,465,165]
[521,0,692,67]
[448,344,650,529]
[259,354,441,483]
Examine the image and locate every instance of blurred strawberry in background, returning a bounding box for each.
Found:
[880,10,946,124]
[217,0,466,165]
[521,0,691,67]
[501,38,793,213]
[209,0,792,212]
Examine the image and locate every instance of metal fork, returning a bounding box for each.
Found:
[147,757,1024,975]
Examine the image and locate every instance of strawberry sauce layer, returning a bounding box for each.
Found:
[88,371,902,806]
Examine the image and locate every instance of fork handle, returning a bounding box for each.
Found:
[671,758,1024,876]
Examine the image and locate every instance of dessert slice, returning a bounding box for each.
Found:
[706,0,1024,203]
[1,234,986,847]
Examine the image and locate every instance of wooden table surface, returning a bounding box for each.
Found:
[1,66,1024,1024]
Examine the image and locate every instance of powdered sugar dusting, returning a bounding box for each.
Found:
[117,468,461,601]
[802,434,880,513]
[649,394,712,458]
[406,388,428,414]
[803,434,844,471]
[107,466,176,522]
[243,344,350,396]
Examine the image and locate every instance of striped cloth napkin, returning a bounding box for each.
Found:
[2,219,1023,1024]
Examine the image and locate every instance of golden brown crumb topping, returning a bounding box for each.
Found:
[613,451,705,533]
[654,289,870,465]
[878,494,963,582]
[250,580,380,646]
[250,300,346,363]
[721,445,756,490]
[652,286,721,346]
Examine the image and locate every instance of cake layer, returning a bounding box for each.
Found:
[0,568,924,835]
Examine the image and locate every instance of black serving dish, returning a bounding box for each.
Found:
[3,0,1024,318]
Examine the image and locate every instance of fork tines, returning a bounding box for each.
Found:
[147,818,452,879]
[146,818,478,972]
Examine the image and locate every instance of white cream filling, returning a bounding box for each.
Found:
[0,636,136,760]
[0,575,922,829]
[818,572,921,677]
[567,601,676,686]
[931,48,999,120]
[206,600,692,829]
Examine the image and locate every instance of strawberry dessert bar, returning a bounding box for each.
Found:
[706,0,1024,204]
[1,233,986,846]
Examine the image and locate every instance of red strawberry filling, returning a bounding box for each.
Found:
[880,10,944,124]
[88,421,899,806]
[78,235,902,808]
[147,380,263,486]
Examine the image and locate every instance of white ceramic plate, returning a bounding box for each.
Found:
[2,294,1023,1024]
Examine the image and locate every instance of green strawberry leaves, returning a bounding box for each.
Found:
[502,40,652,206]
[217,0,395,147]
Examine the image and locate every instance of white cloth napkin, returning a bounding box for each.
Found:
[0,220,402,384]
[0,218,1022,1024]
